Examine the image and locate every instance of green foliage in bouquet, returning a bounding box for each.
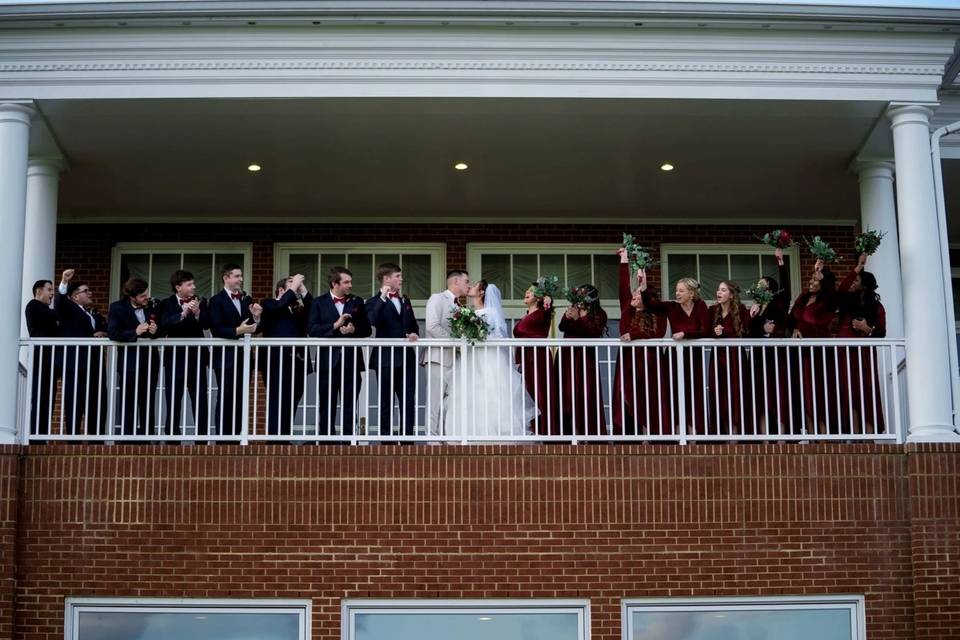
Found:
[564,285,598,308]
[756,228,794,249]
[854,228,886,256]
[622,233,658,271]
[449,305,490,345]
[804,235,839,263]
[746,283,775,306]
[531,275,562,299]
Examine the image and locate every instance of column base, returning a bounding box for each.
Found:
[907,424,960,443]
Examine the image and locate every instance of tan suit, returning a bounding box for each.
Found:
[421,290,458,436]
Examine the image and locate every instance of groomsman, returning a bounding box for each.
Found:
[57,270,108,435]
[208,263,262,440]
[365,263,419,441]
[107,278,160,437]
[259,273,313,436]
[24,279,60,439]
[422,269,470,437]
[156,269,210,437]
[308,266,371,438]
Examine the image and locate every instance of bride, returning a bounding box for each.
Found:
[447,281,539,439]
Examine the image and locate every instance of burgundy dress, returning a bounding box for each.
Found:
[788,290,839,433]
[747,262,791,434]
[612,264,668,436]
[836,270,887,433]
[513,307,558,435]
[642,292,711,435]
[708,303,751,435]
[558,310,608,436]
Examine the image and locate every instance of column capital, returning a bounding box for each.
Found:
[887,103,935,128]
[0,102,35,126]
[852,160,895,181]
[27,156,67,177]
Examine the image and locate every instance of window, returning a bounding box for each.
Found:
[661,244,801,303]
[66,598,310,640]
[343,599,590,640]
[466,243,621,319]
[623,596,864,640]
[274,244,446,314]
[111,243,253,300]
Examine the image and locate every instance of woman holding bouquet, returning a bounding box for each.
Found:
[748,247,791,434]
[514,281,558,435]
[641,276,711,435]
[788,259,839,434]
[837,253,886,434]
[709,280,752,435]
[558,285,608,436]
[612,249,668,437]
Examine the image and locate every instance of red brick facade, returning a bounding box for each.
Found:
[6,444,960,639]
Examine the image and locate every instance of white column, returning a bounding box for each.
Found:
[21,157,64,337]
[0,103,35,444]
[854,160,904,339]
[888,104,960,442]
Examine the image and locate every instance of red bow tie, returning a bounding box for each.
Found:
[231,292,243,300]
[387,292,400,299]
[333,296,346,304]
[179,298,191,306]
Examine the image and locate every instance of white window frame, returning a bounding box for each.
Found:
[342,598,591,640]
[274,243,446,314]
[622,595,865,640]
[110,242,254,299]
[65,597,311,640]
[661,243,802,304]
[466,242,621,319]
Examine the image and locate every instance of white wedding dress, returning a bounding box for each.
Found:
[447,284,539,440]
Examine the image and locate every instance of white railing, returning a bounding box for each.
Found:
[18,336,906,444]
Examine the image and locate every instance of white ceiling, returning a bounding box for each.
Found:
[39,97,888,224]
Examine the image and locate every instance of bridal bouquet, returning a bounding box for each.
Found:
[746,283,775,306]
[564,285,597,308]
[449,306,490,345]
[854,228,886,256]
[805,235,839,263]
[622,233,658,271]
[756,228,794,249]
[532,275,562,299]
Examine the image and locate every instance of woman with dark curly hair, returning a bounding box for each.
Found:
[513,283,558,436]
[747,247,792,435]
[558,284,608,436]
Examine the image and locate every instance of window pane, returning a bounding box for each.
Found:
[354,612,580,640]
[512,254,538,299]
[374,254,400,271]
[149,254,181,300]
[402,254,431,300]
[566,254,591,289]
[348,254,374,298]
[481,254,510,296]
[540,254,564,283]
[319,254,347,293]
[119,255,149,298]
[699,254,728,299]
[594,253,620,300]
[630,608,852,640]
[183,254,214,298]
[77,611,300,640]
[730,254,759,291]
[289,254,318,296]
[667,254,697,285]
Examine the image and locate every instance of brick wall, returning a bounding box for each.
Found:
[9,444,960,639]
[53,223,859,305]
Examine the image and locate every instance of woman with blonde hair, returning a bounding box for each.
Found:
[709,280,751,436]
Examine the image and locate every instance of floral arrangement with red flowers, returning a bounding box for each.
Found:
[449,305,490,345]
[746,283,775,306]
[756,228,794,249]
[564,285,598,308]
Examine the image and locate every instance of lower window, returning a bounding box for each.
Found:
[65,598,310,640]
[343,599,590,640]
[623,596,864,640]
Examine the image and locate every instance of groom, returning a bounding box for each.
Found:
[421,269,470,437]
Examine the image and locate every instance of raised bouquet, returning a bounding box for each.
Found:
[805,235,839,263]
[531,275,562,299]
[449,305,490,345]
[854,228,886,256]
[746,283,775,306]
[756,228,794,249]
[564,285,598,308]
[622,233,658,271]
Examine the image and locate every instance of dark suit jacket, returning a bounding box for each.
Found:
[308,292,372,369]
[365,294,419,369]
[260,290,313,338]
[208,289,257,370]
[56,295,103,338]
[157,294,209,339]
[25,299,59,338]
[107,299,160,343]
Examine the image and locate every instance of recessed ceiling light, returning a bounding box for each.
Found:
[660,163,675,171]
[247,164,262,172]
[478,616,493,621]
[454,162,469,171]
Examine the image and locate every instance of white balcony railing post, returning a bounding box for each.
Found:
[240,334,252,445]
[675,342,687,446]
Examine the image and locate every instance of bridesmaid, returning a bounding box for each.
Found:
[513,284,558,436]
[788,259,839,435]
[747,247,791,434]
[709,280,751,435]
[837,253,887,434]
[558,285,608,436]
[641,276,711,435]
[612,249,668,437]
